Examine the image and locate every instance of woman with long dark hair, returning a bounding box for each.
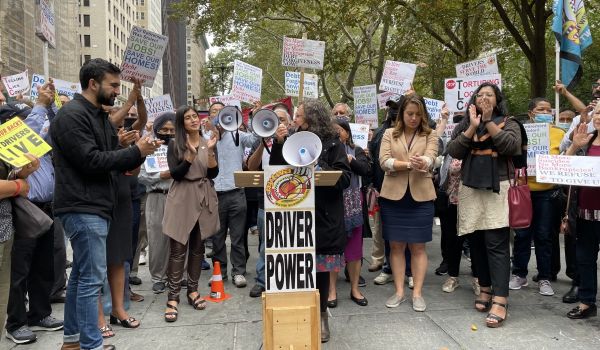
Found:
[447,83,522,328]
[269,99,351,343]
[162,106,220,322]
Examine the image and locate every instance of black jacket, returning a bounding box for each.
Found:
[51,94,144,220]
[270,137,351,255]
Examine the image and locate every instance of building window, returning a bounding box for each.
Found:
[140,12,145,20]
[109,39,112,52]
[187,77,192,83]
[84,55,91,63]
[140,0,145,5]
[83,15,90,27]
[83,0,90,6]
[83,35,91,47]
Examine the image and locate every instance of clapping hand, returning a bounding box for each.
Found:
[184,135,198,163]
[409,155,428,172]
[468,104,480,128]
[572,123,593,149]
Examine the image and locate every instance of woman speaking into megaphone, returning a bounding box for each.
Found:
[269,99,352,343]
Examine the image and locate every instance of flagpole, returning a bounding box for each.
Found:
[555,40,560,125]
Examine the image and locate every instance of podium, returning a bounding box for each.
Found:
[234,170,342,350]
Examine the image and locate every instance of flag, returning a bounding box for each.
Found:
[552,0,593,89]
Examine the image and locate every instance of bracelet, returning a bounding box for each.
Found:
[12,180,21,197]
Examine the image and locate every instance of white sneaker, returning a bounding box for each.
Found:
[442,277,459,293]
[407,276,414,289]
[374,272,393,285]
[509,274,528,290]
[233,275,247,288]
[139,252,147,266]
[538,280,555,296]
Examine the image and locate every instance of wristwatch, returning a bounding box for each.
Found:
[406,162,412,170]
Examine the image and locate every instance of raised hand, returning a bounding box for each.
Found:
[572,123,593,149]
[468,104,480,128]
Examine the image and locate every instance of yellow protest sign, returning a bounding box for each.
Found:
[54,90,62,109]
[0,117,52,167]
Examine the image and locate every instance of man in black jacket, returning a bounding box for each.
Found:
[50,59,161,350]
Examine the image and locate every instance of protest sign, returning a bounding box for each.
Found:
[379,61,417,95]
[144,145,168,173]
[2,70,29,97]
[144,94,174,121]
[209,95,241,110]
[524,123,550,176]
[442,123,457,141]
[424,98,445,121]
[53,78,81,99]
[350,123,369,149]
[377,91,401,110]
[0,117,52,167]
[456,54,499,78]
[444,74,502,113]
[282,37,326,70]
[30,74,46,101]
[264,166,316,293]
[284,71,318,99]
[120,26,168,88]
[231,60,262,104]
[353,85,378,128]
[36,0,56,48]
[536,155,600,187]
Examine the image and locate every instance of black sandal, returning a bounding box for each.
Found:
[474,290,492,312]
[109,314,140,328]
[99,325,114,338]
[187,293,207,310]
[164,302,178,323]
[486,301,508,328]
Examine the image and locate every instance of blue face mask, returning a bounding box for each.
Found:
[556,122,571,131]
[534,114,553,124]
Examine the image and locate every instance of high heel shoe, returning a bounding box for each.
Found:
[486,301,508,328]
[474,290,492,312]
[109,314,140,328]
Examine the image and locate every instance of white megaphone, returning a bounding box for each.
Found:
[282,131,322,167]
[251,109,279,138]
[217,106,242,132]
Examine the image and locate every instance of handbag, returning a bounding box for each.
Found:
[507,161,532,229]
[560,186,572,235]
[7,170,53,239]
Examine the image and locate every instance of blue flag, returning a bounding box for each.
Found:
[552,0,593,89]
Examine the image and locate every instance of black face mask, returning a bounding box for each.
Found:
[155,133,174,142]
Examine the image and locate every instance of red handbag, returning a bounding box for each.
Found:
[507,163,532,229]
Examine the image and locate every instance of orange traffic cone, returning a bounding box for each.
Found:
[204,261,231,303]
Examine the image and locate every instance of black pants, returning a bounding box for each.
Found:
[469,227,510,297]
[50,217,67,297]
[6,206,55,332]
[575,219,600,305]
[441,204,475,277]
[316,271,329,311]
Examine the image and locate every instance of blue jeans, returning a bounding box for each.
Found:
[255,209,265,287]
[59,213,109,350]
[512,190,554,280]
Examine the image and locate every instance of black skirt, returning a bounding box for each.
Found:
[106,173,133,265]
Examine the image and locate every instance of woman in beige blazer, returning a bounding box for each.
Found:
[379,95,438,312]
[162,106,220,322]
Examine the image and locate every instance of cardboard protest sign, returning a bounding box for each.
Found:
[353,85,378,128]
[264,165,316,293]
[231,60,262,104]
[524,123,550,176]
[120,26,168,88]
[36,0,56,48]
[379,61,417,95]
[144,145,168,173]
[2,70,29,97]
[456,54,499,78]
[0,117,52,167]
[424,98,445,121]
[209,95,241,110]
[144,94,174,121]
[282,37,326,70]
[350,123,369,149]
[377,91,401,110]
[444,74,502,113]
[536,155,600,187]
[284,71,318,99]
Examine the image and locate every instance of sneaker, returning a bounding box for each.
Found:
[385,293,406,308]
[509,275,528,290]
[435,261,448,276]
[442,277,459,293]
[233,274,247,288]
[129,276,142,285]
[152,282,166,294]
[249,284,265,297]
[472,278,481,296]
[139,252,147,265]
[408,276,414,289]
[29,315,63,332]
[412,296,426,312]
[201,259,211,270]
[374,272,394,285]
[539,280,555,296]
[533,274,557,282]
[6,325,36,344]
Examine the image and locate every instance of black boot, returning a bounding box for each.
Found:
[563,285,579,304]
[320,311,330,343]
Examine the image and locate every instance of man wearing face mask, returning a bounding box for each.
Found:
[560,78,600,153]
[509,97,565,296]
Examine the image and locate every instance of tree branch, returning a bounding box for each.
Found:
[263,68,286,94]
[319,72,334,108]
[490,0,534,61]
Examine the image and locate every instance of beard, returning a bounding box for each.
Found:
[97,90,115,106]
[592,90,600,99]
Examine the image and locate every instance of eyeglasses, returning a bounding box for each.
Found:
[476,93,495,98]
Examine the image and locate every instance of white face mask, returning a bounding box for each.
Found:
[556,122,571,131]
